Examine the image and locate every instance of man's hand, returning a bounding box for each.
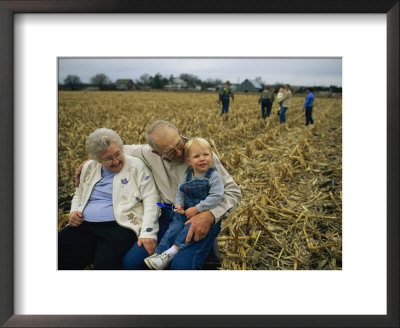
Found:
[74,160,89,187]
[184,210,214,243]
[69,211,84,227]
[185,206,199,219]
[138,238,157,255]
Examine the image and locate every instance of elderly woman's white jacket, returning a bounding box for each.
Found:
[71,155,160,240]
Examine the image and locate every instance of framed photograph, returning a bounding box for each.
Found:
[1,1,398,327]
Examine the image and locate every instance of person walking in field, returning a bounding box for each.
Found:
[74,120,241,270]
[278,84,292,124]
[218,80,234,116]
[144,138,224,270]
[303,87,315,126]
[259,85,274,119]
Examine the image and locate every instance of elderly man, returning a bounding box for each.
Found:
[75,120,241,270]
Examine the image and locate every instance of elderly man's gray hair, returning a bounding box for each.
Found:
[145,120,179,152]
[86,128,123,161]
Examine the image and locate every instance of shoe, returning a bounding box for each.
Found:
[144,252,174,270]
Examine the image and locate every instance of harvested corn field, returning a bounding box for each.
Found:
[58,90,342,270]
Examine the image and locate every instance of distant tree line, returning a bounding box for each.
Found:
[59,73,341,93]
[59,73,114,91]
[59,72,225,91]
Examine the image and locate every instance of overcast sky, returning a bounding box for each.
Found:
[58,58,342,87]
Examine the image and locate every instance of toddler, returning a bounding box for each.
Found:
[144,138,224,270]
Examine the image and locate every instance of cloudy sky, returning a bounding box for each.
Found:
[58,57,342,87]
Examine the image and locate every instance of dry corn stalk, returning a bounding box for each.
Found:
[58,91,342,270]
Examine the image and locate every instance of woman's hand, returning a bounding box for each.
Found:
[69,211,84,227]
[138,238,157,256]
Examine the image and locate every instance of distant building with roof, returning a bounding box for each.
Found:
[236,79,263,93]
[164,78,188,90]
[115,79,135,90]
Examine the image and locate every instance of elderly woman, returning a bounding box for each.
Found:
[58,128,160,270]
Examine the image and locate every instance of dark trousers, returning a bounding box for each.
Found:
[122,208,175,270]
[122,207,221,270]
[279,107,288,124]
[305,106,314,125]
[220,96,230,115]
[261,99,272,119]
[58,221,137,270]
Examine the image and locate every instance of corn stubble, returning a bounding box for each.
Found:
[59,91,342,270]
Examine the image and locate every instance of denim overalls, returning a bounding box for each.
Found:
[156,167,220,253]
[220,87,231,115]
[220,95,230,115]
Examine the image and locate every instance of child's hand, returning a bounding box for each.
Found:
[173,204,185,214]
[185,206,200,219]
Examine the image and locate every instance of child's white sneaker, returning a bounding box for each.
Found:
[144,252,174,270]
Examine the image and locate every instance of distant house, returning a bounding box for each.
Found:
[236,79,263,93]
[165,78,188,90]
[115,79,135,90]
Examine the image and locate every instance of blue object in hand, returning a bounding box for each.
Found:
[156,202,176,210]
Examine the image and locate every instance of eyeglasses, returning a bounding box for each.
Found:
[162,136,188,162]
[100,151,123,164]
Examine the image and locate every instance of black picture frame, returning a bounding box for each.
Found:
[1,1,398,327]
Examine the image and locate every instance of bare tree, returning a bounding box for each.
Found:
[138,73,151,87]
[63,75,83,90]
[90,73,111,90]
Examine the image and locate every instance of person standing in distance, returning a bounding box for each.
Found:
[218,80,234,116]
[303,87,315,126]
[259,85,273,119]
[278,84,292,124]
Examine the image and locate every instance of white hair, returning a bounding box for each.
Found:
[86,128,123,161]
[145,120,179,152]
